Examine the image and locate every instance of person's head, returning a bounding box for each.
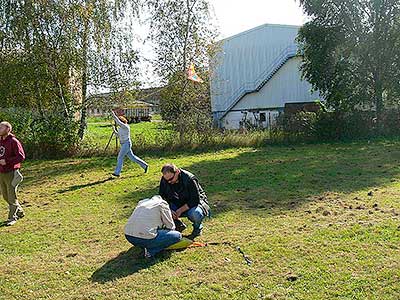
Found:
[118,115,128,124]
[0,121,12,137]
[161,163,180,184]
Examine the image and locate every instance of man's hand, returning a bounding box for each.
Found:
[171,210,178,220]
[175,204,189,218]
[0,159,5,166]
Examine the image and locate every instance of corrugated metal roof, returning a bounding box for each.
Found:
[221,23,300,43]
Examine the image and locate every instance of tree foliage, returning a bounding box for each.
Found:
[145,0,218,142]
[0,0,141,140]
[297,0,400,120]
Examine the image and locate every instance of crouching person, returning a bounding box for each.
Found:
[124,195,182,259]
[159,163,210,239]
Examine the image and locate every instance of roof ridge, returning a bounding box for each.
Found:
[221,23,301,42]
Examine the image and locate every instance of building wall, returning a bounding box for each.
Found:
[220,57,319,130]
[87,108,107,117]
[233,57,319,110]
[222,109,282,130]
[211,24,321,129]
[211,24,301,113]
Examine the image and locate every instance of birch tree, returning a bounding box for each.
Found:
[146,0,218,143]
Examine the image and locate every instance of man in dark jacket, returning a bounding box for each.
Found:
[0,121,25,226]
[159,163,210,239]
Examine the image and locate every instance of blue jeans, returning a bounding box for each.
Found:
[114,140,148,175]
[171,204,206,231]
[125,230,182,256]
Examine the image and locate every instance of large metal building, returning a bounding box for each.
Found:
[211,24,320,129]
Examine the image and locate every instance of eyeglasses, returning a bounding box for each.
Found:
[164,172,176,183]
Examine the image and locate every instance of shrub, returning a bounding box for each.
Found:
[274,111,318,142]
[379,109,400,136]
[274,109,400,142]
[0,108,79,158]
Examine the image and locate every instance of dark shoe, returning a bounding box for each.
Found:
[111,173,120,177]
[174,219,187,232]
[188,228,202,240]
[16,210,25,219]
[144,166,148,173]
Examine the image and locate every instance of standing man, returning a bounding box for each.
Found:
[0,121,25,226]
[159,163,210,239]
[110,109,148,177]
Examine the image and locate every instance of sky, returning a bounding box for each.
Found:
[139,0,309,87]
[211,0,308,39]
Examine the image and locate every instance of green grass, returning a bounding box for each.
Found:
[1,140,400,299]
[83,117,175,154]
[82,117,274,156]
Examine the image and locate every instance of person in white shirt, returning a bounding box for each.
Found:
[124,195,182,258]
[111,110,148,177]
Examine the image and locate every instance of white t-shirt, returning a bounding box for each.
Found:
[111,110,131,144]
[124,195,176,239]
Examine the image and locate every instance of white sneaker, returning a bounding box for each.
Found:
[6,219,17,226]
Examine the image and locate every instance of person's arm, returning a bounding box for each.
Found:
[175,204,189,218]
[186,178,201,208]
[111,110,125,127]
[159,178,168,201]
[4,138,25,166]
[112,124,118,134]
[160,202,175,230]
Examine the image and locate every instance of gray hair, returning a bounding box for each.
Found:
[0,121,12,132]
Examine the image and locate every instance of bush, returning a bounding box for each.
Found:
[0,108,79,158]
[274,109,400,143]
[379,109,400,136]
[274,111,318,142]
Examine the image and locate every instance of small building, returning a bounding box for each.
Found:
[114,101,153,123]
[211,24,320,129]
[87,91,154,122]
[86,92,122,117]
[137,87,162,114]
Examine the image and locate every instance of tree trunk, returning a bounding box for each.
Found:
[373,71,384,132]
[78,73,88,139]
[78,17,89,140]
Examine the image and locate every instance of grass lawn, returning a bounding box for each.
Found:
[1,140,400,299]
[84,117,174,152]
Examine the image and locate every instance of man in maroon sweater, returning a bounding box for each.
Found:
[0,121,25,226]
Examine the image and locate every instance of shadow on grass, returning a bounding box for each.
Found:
[58,177,115,193]
[115,141,400,218]
[21,140,400,219]
[91,246,171,283]
[22,158,117,188]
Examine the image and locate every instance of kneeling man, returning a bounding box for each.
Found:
[124,195,182,258]
[159,163,210,239]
